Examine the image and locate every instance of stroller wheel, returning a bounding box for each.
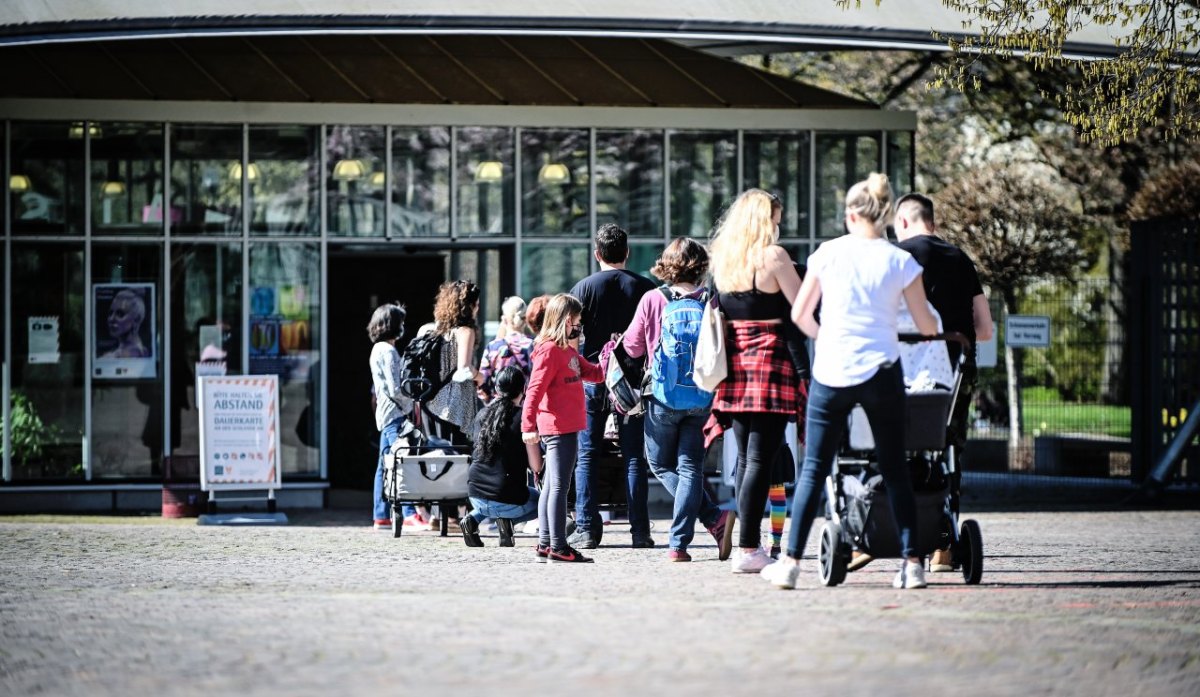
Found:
[818,521,848,587]
[391,508,403,539]
[958,519,983,584]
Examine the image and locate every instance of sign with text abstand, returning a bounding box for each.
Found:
[1006,315,1052,348]
[198,375,282,493]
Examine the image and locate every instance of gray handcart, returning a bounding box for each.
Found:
[382,418,471,539]
[817,332,984,586]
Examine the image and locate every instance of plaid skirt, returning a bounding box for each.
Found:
[712,321,800,415]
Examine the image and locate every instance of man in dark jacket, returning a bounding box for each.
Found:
[568,223,656,549]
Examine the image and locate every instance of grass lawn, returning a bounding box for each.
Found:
[1021,387,1131,438]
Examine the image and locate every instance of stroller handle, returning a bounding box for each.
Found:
[898,332,970,351]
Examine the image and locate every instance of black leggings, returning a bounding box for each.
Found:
[731,413,789,549]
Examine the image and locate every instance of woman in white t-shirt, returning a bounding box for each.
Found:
[760,173,939,591]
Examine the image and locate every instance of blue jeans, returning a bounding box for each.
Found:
[468,487,540,524]
[374,418,401,521]
[786,361,918,559]
[575,383,650,538]
[644,397,720,550]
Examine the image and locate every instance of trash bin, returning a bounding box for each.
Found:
[162,455,207,518]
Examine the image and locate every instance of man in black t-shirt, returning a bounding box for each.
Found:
[895,193,994,572]
[567,223,656,549]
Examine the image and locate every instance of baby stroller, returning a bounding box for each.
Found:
[817,332,984,586]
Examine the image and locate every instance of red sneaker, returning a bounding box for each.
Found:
[547,546,594,564]
[668,549,692,562]
[373,518,391,530]
[534,544,550,563]
[707,510,737,561]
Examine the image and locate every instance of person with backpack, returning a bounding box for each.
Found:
[521,294,605,563]
[478,296,533,403]
[366,303,413,530]
[621,238,736,562]
[461,366,542,547]
[426,280,483,444]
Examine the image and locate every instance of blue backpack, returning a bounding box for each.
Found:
[651,287,714,410]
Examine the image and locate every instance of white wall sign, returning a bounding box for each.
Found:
[198,375,281,492]
[28,316,60,364]
[1006,315,1051,348]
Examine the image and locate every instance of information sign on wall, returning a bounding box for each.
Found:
[198,375,281,492]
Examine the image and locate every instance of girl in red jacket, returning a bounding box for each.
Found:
[522,293,605,563]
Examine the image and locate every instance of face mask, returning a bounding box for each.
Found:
[567,326,582,340]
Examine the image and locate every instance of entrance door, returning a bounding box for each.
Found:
[326,250,445,491]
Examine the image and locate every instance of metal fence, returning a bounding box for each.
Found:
[967,277,1133,479]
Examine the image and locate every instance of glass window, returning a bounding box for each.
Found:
[815,133,882,239]
[521,129,590,237]
[457,127,514,237]
[392,127,451,238]
[449,247,512,349]
[249,242,321,476]
[628,243,665,282]
[248,125,319,236]
[326,126,384,237]
[169,242,244,460]
[669,131,736,238]
[10,122,85,235]
[888,131,915,196]
[743,131,811,239]
[90,243,163,479]
[596,130,664,238]
[170,124,243,236]
[9,243,85,480]
[521,243,589,299]
[90,123,164,235]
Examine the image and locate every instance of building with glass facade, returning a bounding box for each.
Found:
[0,18,914,510]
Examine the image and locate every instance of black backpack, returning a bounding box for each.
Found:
[399,332,450,402]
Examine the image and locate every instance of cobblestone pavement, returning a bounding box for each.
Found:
[2,508,1199,696]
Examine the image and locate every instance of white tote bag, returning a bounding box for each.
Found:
[693,299,728,392]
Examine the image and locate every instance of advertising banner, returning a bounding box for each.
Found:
[249,284,311,380]
[198,375,281,491]
[93,283,157,379]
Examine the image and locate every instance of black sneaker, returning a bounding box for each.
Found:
[534,543,550,563]
[567,529,599,550]
[497,519,515,547]
[547,546,594,564]
[461,516,484,547]
[631,535,656,549]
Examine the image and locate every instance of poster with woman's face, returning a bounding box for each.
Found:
[94,283,157,379]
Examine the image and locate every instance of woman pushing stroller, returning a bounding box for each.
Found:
[760,173,939,591]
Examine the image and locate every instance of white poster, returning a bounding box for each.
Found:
[198,375,281,491]
[28,316,60,364]
[93,283,157,379]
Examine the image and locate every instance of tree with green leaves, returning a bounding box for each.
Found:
[841,0,1200,145]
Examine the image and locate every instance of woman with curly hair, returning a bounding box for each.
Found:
[621,237,735,563]
[426,280,483,442]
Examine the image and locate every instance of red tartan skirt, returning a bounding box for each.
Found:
[712,321,800,415]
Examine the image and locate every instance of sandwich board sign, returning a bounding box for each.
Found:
[198,375,281,492]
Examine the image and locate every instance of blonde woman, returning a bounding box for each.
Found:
[521,294,604,563]
[708,189,803,574]
[761,173,938,591]
[478,295,533,403]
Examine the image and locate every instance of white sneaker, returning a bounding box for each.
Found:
[893,560,928,589]
[731,547,772,574]
[759,560,800,589]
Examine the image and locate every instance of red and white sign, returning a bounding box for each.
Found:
[198,376,281,491]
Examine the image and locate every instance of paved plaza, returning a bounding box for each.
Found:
[2,506,1199,696]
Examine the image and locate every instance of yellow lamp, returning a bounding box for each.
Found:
[369,171,386,188]
[474,161,503,183]
[9,174,31,192]
[332,158,368,181]
[229,162,261,182]
[538,162,570,185]
[101,181,126,197]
